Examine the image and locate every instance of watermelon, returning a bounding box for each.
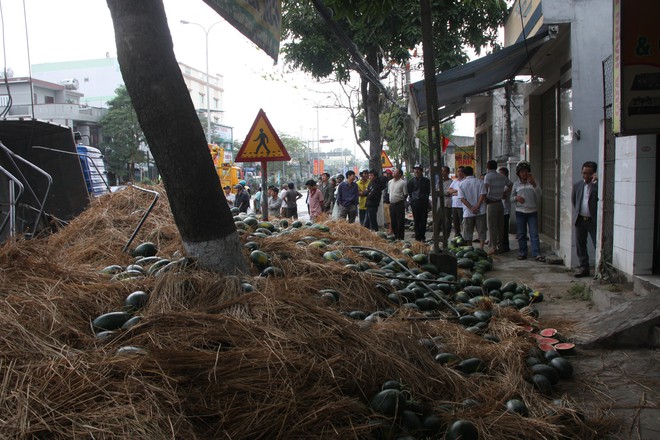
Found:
[539,328,557,337]
[92,311,131,332]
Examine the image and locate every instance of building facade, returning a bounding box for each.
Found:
[0,76,105,146]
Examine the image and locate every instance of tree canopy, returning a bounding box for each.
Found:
[282,0,508,171]
[99,85,146,182]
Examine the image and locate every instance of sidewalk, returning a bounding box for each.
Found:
[447,231,660,440]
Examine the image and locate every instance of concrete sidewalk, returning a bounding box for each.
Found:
[456,231,660,440]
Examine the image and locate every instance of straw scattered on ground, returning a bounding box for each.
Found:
[0,185,618,439]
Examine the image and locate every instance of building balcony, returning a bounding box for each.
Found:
[7,104,106,123]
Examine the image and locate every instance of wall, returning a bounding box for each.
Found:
[612,135,657,276]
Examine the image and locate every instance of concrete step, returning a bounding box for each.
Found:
[575,291,660,348]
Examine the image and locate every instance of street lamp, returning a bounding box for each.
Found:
[180,19,224,144]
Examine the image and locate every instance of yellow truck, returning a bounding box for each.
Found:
[209,144,243,192]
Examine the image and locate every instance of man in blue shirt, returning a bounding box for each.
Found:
[336,170,359,223]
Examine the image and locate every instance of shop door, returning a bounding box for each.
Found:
[540,86,560,240]
[654,135,660,273]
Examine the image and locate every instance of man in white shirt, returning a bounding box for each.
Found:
[458,166,487,248]
[447,166,465,238]
[223,185,235,207]
[388,168,408,240]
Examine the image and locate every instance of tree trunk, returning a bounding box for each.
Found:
[365,47,383,174]
[106,0,248,274]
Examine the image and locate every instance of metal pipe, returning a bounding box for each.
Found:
[122,183,159,253]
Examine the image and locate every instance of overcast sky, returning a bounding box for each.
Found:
[1,0,474,159]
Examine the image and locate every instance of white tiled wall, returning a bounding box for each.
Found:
[612,135,657,276]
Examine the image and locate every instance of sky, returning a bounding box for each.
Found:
[0,0,474,160]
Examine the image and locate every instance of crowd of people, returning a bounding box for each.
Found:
[223,159,599,278]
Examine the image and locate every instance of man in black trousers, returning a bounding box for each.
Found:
[407,165,431,242]
[572,161,598,277]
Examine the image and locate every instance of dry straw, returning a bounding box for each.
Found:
[0,185,617,438]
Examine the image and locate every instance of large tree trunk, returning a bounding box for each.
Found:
[365,47,383,174]
[106,0,248,274]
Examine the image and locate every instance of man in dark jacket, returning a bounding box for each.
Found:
[336,170,359,223]
[572,161,598,277]
[234,184,251,213]
[407,165,431,241]
[364,170,382,231]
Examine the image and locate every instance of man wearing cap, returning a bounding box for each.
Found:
[305,179,324,222]
[572,161,598,277]
[357,170,370,225]
[234,184,251,213]
[483,160,513,255]
[223,185,235,207]
[407,165,431,242]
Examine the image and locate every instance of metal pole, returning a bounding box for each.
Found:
[180,20,223,144]
[316,107,320,176]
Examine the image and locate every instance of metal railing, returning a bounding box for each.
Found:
[0,141,52,238]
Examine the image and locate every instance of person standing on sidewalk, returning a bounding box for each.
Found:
[498,167,512,252]
[357,170,370,225]
[448,166,465,239]
[305,179,324,222]
[381,169,393,232]
[484,160,512,255]
[459,166,487,248]
[364,170,383,231]
[440,166,453,240]
[319,172,333,213]
[407,165,431,242]
[283,183,303,219]
[336,171,359,223]
[388,168,408,240]
[572,161,598,277]
[512,161,544,261]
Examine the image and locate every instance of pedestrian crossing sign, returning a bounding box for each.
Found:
[381,150,393,168]
[235,109,290,162]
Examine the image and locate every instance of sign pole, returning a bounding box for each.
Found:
[261,161,268,221]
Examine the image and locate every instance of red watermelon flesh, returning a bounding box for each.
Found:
[538,337,559,345]
[538,343,555,352]
[539,328,557,337]
[554,342,575,351]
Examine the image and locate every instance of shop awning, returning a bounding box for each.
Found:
[409,31,551,127]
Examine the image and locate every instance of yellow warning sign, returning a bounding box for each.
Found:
[381,150,393,168]
[235,109,290,162]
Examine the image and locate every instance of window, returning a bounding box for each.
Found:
[198,93,205,107]
[44,96,54,104]
[213,97,219,109]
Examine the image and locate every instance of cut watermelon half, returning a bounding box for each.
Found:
[554,342,575,352]
[520,325,534,332]
[530,333,545,340]
[539,328,557,337]
[538,343,556,352]
[538,337,559,345]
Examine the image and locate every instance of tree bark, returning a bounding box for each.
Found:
[365,47,383,174]
[106,0,248,274]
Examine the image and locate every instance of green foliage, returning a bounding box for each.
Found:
[100,85,146,180]
[281,0,508,170]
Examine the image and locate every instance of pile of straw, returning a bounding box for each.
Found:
[0,185,616,439]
